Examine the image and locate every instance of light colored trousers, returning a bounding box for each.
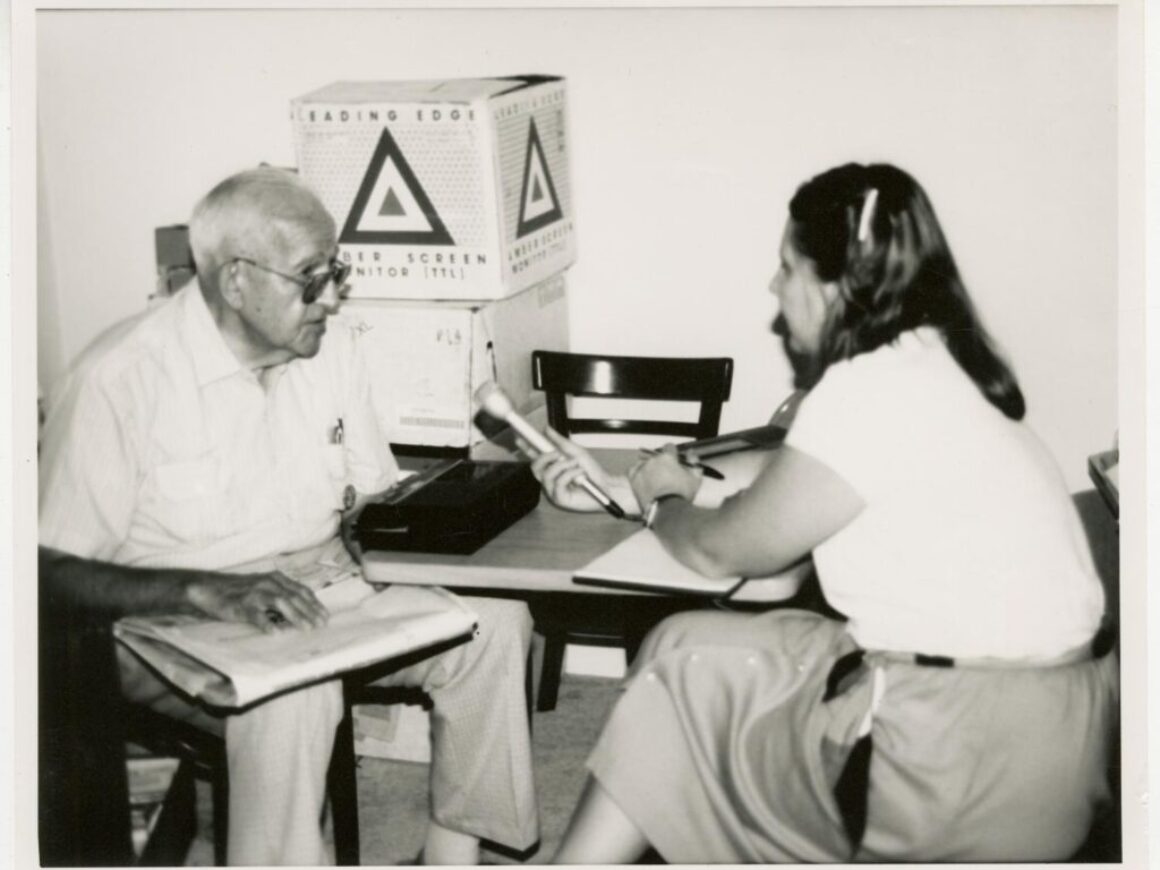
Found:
[118,591,538,865]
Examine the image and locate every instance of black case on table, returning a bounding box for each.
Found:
[355,460,541,555]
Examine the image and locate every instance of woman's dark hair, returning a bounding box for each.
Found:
[788,163,1025,420]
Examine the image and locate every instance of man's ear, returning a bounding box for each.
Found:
[220,261,247,311]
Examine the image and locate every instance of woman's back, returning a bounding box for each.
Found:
[786,327,1105,660]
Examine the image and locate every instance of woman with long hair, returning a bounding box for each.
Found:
[532,163,1116,863]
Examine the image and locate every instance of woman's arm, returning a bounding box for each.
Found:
[635,445,865,578]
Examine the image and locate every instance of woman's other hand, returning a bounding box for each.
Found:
[529,427,615,512]
[628,444,702,508]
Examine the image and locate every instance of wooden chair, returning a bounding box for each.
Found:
[532,350,733,441]
[39,582,363,867]
[529,350,734,711]
[1068,488,1121,862]
[40,593,197,866]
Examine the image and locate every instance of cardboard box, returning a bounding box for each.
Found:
[353,703,432,765]
[344,272,569,450]
[292,76,576,301]
[125,756,182,857]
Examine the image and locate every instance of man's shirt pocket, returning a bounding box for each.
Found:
[147,454,228,543]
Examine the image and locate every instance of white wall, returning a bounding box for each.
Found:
[36,5,1117,490]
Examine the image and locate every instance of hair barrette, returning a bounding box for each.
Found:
[857,188,879,243]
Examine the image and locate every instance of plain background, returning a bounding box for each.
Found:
[35,5,1116,491]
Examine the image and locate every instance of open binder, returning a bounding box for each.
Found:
[115,579,477,709]
[574,528,745,596]
[574,527,807,602]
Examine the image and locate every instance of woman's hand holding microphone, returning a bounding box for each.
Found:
[476,381,702,518]
[528,433,704,524]
[527,428,619,513]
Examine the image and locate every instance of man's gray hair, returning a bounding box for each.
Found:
[189,167,332,283]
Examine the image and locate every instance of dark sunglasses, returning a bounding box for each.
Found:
[232,256,352,305]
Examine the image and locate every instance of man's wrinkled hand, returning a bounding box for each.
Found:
[187,571,329,632]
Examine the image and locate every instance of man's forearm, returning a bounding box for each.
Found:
[39,546,202,618]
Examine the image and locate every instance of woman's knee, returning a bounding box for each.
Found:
[633,610,742,668]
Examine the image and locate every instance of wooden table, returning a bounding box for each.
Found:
[362,448,809,604]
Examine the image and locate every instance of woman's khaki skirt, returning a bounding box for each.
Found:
[587,608,1117,863]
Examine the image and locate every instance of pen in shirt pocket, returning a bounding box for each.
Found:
[638,448,724,480]
[330,418,344,445]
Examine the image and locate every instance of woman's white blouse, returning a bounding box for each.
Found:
[785,327,1105,660]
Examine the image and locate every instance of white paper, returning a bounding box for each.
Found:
[574,528,743,596]
[114,585,477,709]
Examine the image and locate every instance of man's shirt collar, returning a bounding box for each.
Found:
[179,282,249,387]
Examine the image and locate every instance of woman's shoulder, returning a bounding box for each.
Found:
[792,328,963,450]
[813,328,946,403]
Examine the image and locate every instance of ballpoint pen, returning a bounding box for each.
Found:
[639,449,725,481]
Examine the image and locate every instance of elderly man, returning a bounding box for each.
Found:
[39,167,538,865]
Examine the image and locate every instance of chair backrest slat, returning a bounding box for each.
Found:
[531,350,734,440]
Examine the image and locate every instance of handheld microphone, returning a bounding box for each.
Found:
[475,382,627,519]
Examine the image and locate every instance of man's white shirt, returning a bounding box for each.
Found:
[39,284,398,573]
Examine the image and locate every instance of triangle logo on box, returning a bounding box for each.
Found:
[516,118,563,238]
[340,127,454,246]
